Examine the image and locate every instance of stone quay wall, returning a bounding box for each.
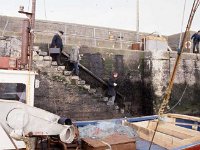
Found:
[0,15,199,117]
[0,15,140,50]
[74,46,200,116]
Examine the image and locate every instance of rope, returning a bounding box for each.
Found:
[101,141,112,150]
[178,0,187,49]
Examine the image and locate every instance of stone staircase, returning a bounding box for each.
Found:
[33,47,127,121]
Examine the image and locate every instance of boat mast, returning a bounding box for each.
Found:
[29,0,36,70]
[18,0,36,70]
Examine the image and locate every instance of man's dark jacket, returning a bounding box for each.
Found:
[50,34,63,49]
[107,77,116,97]
[191,33,200,43]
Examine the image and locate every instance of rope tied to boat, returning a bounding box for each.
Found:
[101,140,112,150]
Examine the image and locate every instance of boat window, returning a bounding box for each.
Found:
[0,83,26,103]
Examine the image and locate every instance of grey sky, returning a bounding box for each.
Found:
[0,0,199,35]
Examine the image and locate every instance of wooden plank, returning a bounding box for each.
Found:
[167,113,200,122]
[125,122,183,149]
[174,136,200,148]
[147,120,200,137]
[147,121,192,139]
[131,120,199,139]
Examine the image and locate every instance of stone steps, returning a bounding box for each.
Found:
[34,57,124,120]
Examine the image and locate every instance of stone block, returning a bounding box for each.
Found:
[88,88,96,94]
[51,61,58,66]
[120,108,125,114]
[77,80,85,85]
[71,76,79,85]
[115,105,119,110]
[181,53,197,60]
[35,60,44,67]
[51,65,58,70]
[71,76,79,80]
[102,97,109,102]
[83,84,90,90]
[33,46,40,51]
[33,51,38,56]
[65,76,71,84]
[43,61,51,67]
[63,71,72,76]
[170,51,178,58]
[39,51,48,56]
[43,56,52,61]
[33,55,44,61]
[151,51,169,60]
[57,66,65,71]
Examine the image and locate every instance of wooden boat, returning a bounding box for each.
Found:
[75,114,200,150]
[124,114,200,150]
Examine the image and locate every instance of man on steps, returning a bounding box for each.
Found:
[70,45,80,76]
[107,72,118,106]
[50,30,64,65]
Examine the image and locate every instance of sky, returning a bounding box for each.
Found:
[0,0,199,35]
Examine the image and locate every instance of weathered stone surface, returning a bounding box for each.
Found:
[88,88,96,94]
[63,71,72,76]
[33,55,44,61]
[2,15,199,118]
[39,51,48,56]
[51,61,57,66]
[0,15,140,50]
[34,73,125,120]
[0,37,21,58]
[57,66,65,71]
[43,56,52,61]
[102,97,109,102]
[34,60,44,68]
[83,84,90,90]
[33,46,40,51]
[71,76,79,80]
[43,61,51,67]
[77,46,200,115]
[77,80,85,85]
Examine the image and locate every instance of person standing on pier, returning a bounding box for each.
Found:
[191,30,200,53]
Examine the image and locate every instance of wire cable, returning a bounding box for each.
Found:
[166,66,196,113]
[178,0,187,49]
[43,0,47,20]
